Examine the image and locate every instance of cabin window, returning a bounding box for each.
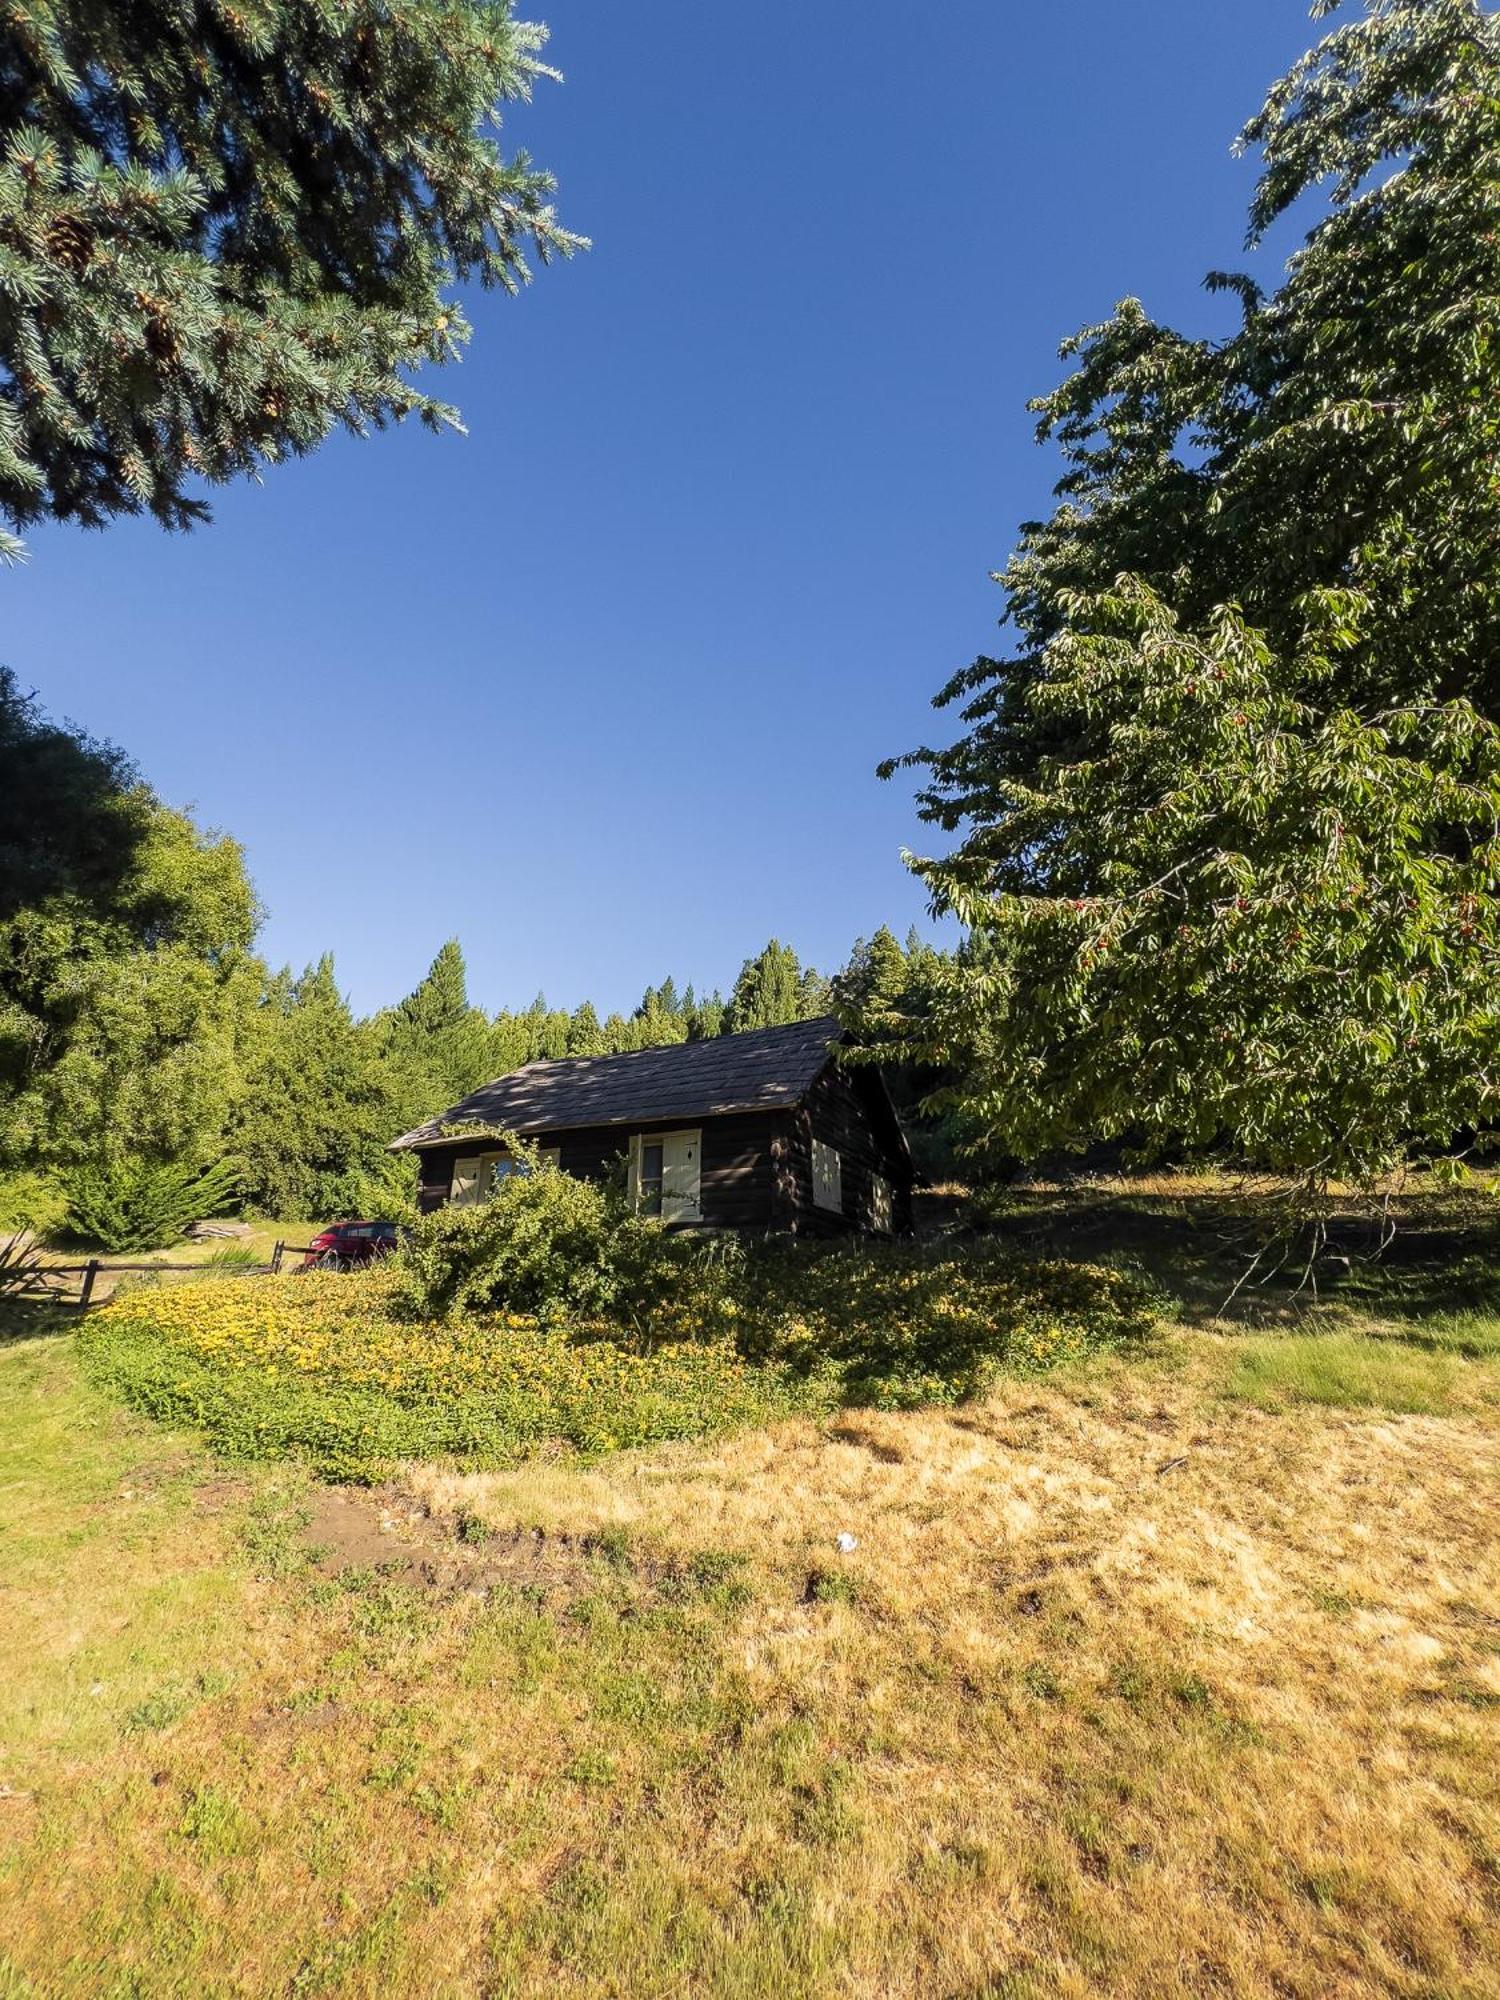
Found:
[630,1130,701,1224]
[868,1172,894,1234]
[451,1153,501,1205]
[812,1138,843,1213]
[451,1148,559,1204]
[638,1141,664,1215]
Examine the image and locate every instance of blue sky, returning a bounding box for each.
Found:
[4,0,1320,1018]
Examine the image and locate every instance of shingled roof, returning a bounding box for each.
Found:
[391,1015,846,1150]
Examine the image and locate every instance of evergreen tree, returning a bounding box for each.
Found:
[487,1008,533,1076]
[567,1000,607,1056]
[834,927,962,1181]
[887,0,1500,1193]
[834,927,908,1028]
[232,956,391,1219]
[724,941,826,1033]
[0,0,582,557]
[599,1011,633,1053]
[632,977,688,1048]
[380,939,493,1123]
[535,999,573,1061]
[687,989,726,1039]
[796,963,833,1018]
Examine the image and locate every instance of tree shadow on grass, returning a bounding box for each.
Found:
[973,1184,1500,1331]
[727,1236,1159,1405]
[0,1295,81,1343]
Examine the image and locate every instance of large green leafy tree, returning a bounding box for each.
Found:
[0,669,261,1169]
[0,0,580,557]
[887,0,1500,1192]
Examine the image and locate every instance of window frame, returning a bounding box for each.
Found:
[636,1137,666,1218]
[629,1129,702,1224]
[450,1146,560,1205]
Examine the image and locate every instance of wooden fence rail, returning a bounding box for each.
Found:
[11,1242,319,1310]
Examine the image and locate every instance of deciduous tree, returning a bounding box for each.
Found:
[886,0,1500,1193]
[0,669,261,1169]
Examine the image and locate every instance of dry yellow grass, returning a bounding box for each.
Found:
[2,1316,1497,1998]
[415,1349,1500,1996]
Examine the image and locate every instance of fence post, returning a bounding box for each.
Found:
[271,1240,284,1276]
[77,1259,99,1311]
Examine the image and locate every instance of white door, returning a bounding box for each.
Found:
[661,1130,702,1226]
[450,1156,484,1206]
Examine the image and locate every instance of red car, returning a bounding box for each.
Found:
[301,1220,401,1270]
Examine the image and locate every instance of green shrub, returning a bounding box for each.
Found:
[0,1170,68,1238]
[61,1157,239,1254]
[393,1146,700,1332]
[348,1148,421,1227]
[0,1228,48,1298]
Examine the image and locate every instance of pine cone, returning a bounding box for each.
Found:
[44,212,93,275]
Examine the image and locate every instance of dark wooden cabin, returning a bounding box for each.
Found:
[390,1016,914,1236]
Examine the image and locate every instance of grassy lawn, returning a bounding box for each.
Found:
[1,1183,1498,1996]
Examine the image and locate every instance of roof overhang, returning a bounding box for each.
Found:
[389,1097,801,1153]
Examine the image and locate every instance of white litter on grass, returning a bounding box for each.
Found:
[835,1532,858,1555]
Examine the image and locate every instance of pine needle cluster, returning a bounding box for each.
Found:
[0,0,583,555]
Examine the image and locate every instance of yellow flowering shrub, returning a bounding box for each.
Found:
[79,1243,1158,1479]
[81,1272,805,1481]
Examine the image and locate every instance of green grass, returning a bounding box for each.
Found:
[1221,1327,1499,1414]
[6,1167,1500,1996]
[972,1170,1500,1419]
[1385,1307,1500,1359]
[976,1169,1500,1326]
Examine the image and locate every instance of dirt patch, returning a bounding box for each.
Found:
[112,1450,199,1498]
[191,1475,256,1515]
[247,1697,342,1742]
[303,1484,600,1602]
